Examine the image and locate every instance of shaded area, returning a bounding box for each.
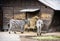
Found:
[0,6,3,31]
[50,11,60,31]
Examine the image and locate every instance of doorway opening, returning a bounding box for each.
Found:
[51,11,60,31]
[0,7,3,31]
[25,10,40,32]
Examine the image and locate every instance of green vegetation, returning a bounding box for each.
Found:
[32,36,60,40]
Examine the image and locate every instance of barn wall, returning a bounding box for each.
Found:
[3,7,13,30]
[3,0,40,30]
[40,5,54,30]
[2,0,54,31]
[3,7,26,30]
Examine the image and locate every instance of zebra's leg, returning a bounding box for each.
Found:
[21,26,24,33]
[8,23,12,34]
[13,23,17,34]
[8,27,11,34]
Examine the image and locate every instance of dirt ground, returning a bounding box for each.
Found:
[21,36,60,41]
[0,32,60,41]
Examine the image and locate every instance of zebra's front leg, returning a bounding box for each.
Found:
[8,28,11,34]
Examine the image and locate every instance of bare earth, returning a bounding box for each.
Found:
[0,32,60,41]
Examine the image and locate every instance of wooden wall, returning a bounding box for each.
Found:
[40,5,54,30]
[3,0,40,30]
[3,7,13,30]
[3,7,26,30]
[2,0,54,31]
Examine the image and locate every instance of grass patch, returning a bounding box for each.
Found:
[32,36,60,40]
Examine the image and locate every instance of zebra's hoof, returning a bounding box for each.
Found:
[9,32,11,34]
[14,32,16,34]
